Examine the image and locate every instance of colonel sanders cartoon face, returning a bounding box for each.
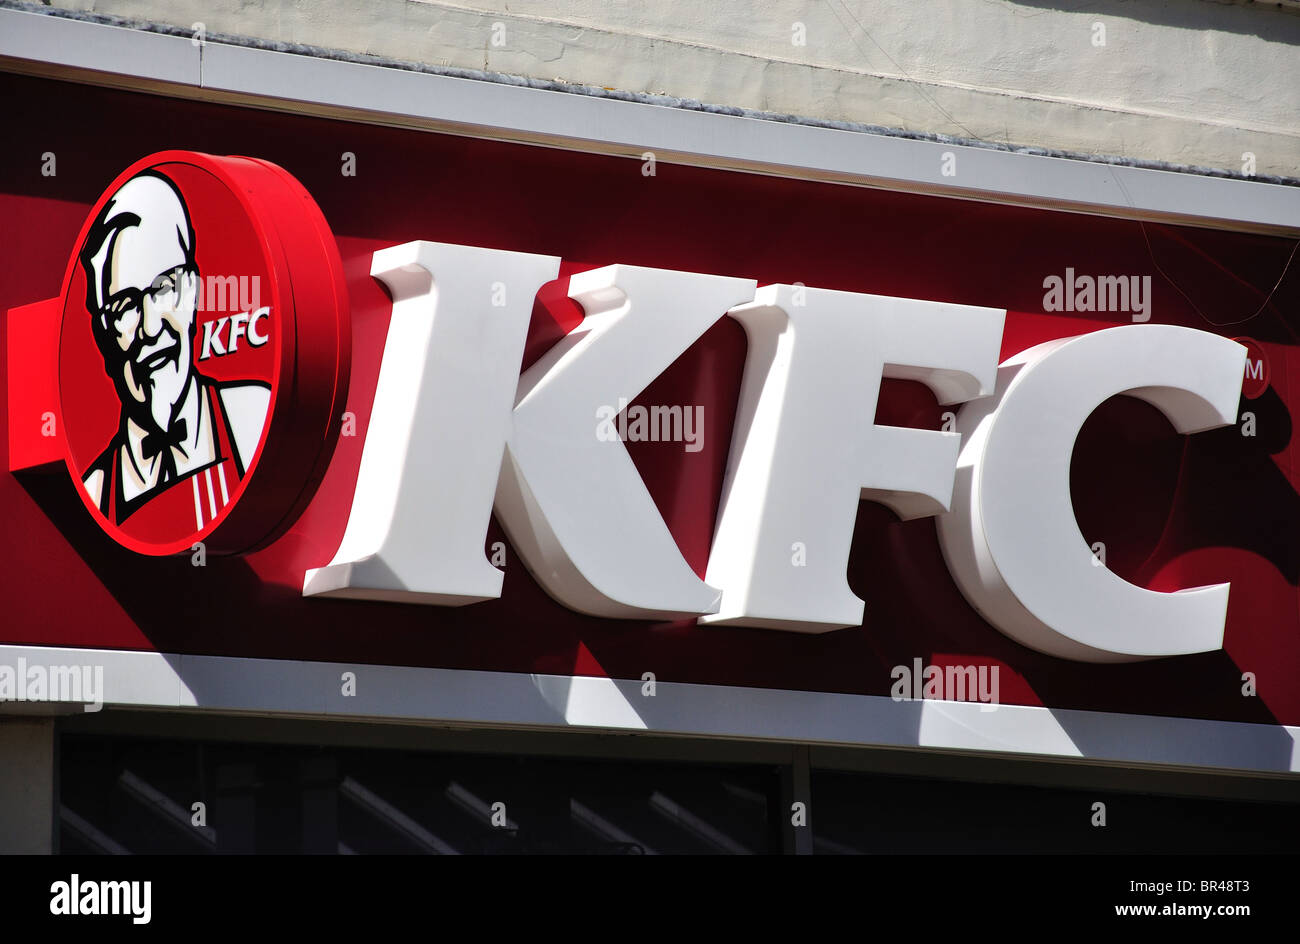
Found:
[80,171,201,436]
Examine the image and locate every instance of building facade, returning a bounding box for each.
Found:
[1,3,1299,854]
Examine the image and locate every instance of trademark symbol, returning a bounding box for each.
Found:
[1233,337,1269,400]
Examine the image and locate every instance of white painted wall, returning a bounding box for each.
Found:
[40,0,1300,175]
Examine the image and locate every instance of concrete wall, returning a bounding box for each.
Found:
[0,719,55,854]
[39,0,1300,177]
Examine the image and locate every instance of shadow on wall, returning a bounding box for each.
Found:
[1006,0,1300,41]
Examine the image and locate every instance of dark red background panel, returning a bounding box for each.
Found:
[3,72,1299,729]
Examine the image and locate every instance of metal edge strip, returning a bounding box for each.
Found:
[1,7,1297,236]
[2,644,1296,775]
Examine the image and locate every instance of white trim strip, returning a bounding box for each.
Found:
[0,8,1297,236]
[118,768,218,846]
[191,475,203,530]
[204,468,217,519]
[340,776,460,854]
[649,790,752,854]
[1,644,1295,775]
[0,7,198,87]
[59,807,132,856]
[570,798,658,855]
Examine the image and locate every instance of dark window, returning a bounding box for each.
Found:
[59,736,781,855]
[811,768,1300,854]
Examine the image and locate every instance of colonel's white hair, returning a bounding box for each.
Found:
[81,171,195,314]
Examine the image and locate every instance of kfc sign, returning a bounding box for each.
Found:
[9,151,349,555]
[9,153,1250,663]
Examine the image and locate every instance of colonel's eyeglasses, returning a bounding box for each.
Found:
[100,265,191,330]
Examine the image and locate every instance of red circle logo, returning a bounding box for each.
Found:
[57,152,349,556]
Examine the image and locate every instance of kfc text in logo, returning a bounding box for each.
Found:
[9,152,350,555]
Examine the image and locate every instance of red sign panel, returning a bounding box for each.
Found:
[2,73,1298,733]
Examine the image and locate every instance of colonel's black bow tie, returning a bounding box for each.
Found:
[140,419,188,482]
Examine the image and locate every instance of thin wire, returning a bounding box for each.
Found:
[1139,219,1300,332]
[1108,164,1299,333]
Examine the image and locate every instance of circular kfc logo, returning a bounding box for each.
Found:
[58,152,350,556]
